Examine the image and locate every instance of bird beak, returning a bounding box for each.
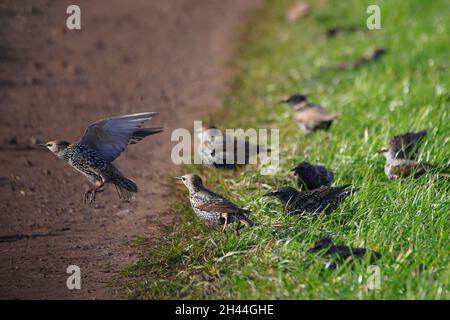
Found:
[262,191,276,197]
[376,148,387,154]
[277,99,287,105]
[36,144,47,148]
[173,177,183,180]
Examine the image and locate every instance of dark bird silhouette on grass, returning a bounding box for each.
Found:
[176,174,254,236]
[290,162,334,190]
[263,184,355,215]
[279,94,336,133]
[38,112,163,202]
[325,25,361,38]
[308,238,381,268]
[337,47,386,70]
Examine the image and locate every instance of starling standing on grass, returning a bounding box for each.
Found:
[337,47,386,70]
[376,130,439,180]
[263,184,355,215]
[308,238,381,268]
[195,125,268,169]
[176,174,254,236]
[38,112,163,202]
[279,94,336,133]
[290,162,334,190]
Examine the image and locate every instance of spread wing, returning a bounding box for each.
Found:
[79,112,163,162]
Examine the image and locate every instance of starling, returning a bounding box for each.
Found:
[376,130,438,180]
[337,47,386,70]
[195,125,268,169]
[377,130,427,161]
[38,112,163,202]
[176,174,254,235]
[263,184,355,215]
[325,25,360,38]
[290,162,334,190]
[279,94,336,133]
[308,237,382,266]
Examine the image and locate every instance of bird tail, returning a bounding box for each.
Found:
[130,127,164,144]
[338,184,353,191]
[416,129,428,138]
[237,212,255,227]
[113,175,138,201]
[333,184,358,199]
[347,185,360,193]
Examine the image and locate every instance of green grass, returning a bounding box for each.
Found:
[121,0,450,299]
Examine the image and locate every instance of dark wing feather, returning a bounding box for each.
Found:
[388,130,427,158]
[314,184,352,201]
[79,112,162,162]
[196,199,249,215]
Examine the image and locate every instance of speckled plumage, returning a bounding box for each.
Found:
[58,142,136,201]
[178,174,254,235]
[60,143,107,183]
[40,112,163,202]
[264,184,354,215]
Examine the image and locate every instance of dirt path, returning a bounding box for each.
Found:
[0,0,260,299]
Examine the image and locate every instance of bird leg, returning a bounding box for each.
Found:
[235,221,242,237]
[84,182,105,203]
[222,214,229,234]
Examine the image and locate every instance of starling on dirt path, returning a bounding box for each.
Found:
[176,174,254,235]
[290,162,334,190]
[279,94,336,133]
[377,130,427,161]
[308,238,381,268]
[263,184,355,215]
[195,125,268,169]
[38,112,163,202]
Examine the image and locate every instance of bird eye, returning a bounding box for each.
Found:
[46,143,52,147]
[182,177,186,181]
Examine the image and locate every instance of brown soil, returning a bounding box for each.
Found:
[0,0,260,299]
